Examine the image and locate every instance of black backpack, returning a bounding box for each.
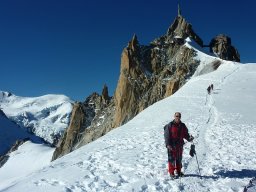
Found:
[164,122,172,130]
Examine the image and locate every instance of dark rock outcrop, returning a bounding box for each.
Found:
[209,34,240,62]
[243,177,256,192]
[52,86,114,160]
[101,84,110,105]
[52,102,86,160]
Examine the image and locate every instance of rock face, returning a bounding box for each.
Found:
[113,31,199,127]
[52,89,113,160]
[52,103,86,160]
[166,16,203,47]
[210,34,240,62]
[52,14,240,160]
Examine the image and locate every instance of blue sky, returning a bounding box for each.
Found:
[1,0,256,101]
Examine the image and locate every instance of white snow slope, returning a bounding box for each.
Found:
[1,60,256,191]
[0,141,54,190]
[0,92,73,144]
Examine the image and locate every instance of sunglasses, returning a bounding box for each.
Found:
[175,116,181,118]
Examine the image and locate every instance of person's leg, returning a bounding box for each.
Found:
[167,149,175,175]
[176,146,183,175]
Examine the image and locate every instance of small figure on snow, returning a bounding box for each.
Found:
[207,86,211,94]
[164,112,194,178]
[210,84,214,90]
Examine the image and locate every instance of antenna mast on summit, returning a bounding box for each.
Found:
[178,0,182,16]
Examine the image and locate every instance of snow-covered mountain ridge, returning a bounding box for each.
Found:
[0,92,73,145]
[1,59,256,191]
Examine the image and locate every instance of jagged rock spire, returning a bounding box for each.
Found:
[166,15,203,47]
[132,33,137,42]
[128,34,139,51]
[101,84,109,101]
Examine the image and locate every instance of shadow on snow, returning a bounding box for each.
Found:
[185,174,218,179]
[215,169,256,179]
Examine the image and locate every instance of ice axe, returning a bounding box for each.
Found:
[189,142,201,178]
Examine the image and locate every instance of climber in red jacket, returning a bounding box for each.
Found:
[164,112,194,178]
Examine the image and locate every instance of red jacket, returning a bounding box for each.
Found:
[164,120,191,147]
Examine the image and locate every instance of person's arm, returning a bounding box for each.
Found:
[183,124,194,142]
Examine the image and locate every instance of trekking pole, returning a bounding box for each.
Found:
[192,141,201,178]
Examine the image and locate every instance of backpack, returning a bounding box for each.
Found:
[164,122,172,130]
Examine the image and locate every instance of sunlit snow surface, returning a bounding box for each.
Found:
[1,62,256,191]
[0,141,54,190]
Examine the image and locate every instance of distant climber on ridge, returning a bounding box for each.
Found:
[210,84,214,90]
[207,86,211,94]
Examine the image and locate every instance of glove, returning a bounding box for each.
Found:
[189,144,196,157]
[189,135,194,142]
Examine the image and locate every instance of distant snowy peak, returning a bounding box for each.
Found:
[0,91,73,145]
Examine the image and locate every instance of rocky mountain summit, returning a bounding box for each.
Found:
[209,34,240,62]
[52,14,240,160]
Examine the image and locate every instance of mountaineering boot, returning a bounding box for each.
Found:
[177,172,184,177]
[170,173,175,180]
